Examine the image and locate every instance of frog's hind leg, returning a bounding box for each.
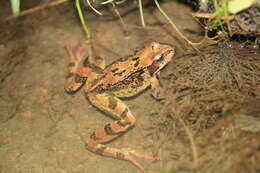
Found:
[88,55,106,70]
[64,44,106,94]
[86,92,163,172]
[65,43,92,94]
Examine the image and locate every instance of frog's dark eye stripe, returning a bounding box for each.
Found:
[154,55,164,64]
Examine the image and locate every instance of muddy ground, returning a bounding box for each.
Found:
[0,1,260,173]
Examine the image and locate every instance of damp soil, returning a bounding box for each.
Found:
[0,1,260,173]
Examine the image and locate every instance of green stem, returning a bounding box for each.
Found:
[76,0,91,40]
[10,0,20,14]
[154,0,199,51]
[138,0,145,27]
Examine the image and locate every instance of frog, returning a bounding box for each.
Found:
[64,42,175,172]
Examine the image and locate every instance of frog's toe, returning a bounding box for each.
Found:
[125,156,146,172]
[123,149,163,172]
[151,90,166,100]
[130,150,164,161]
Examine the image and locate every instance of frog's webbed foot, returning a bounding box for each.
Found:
[86,144,163,173]
[150,77,165,100]
[124,149,164,172]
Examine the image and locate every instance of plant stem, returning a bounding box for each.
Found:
[138,0,145,27]
[76,0,91,40]
[154,0,199,51]
[10,0,20,14]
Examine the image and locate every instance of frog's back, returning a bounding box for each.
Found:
[88,55,147,93]
[87,41,174,95]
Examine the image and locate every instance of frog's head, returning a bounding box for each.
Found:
[139,42,175,75]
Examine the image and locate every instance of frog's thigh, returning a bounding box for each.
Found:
[87,92,136,124]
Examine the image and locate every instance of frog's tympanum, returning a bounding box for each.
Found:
[65,42,175,172]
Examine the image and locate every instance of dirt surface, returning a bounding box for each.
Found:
[0,1,260,173]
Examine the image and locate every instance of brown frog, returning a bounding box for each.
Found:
[65,42,175,172]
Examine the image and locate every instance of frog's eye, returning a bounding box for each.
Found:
[154,54,164,64]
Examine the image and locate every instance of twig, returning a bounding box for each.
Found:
[111,2,129,35]
[153,0,200,52]
[85,0,103,15]
[192,12,234,20]
[173,109,199,169]
[7,0,70,20]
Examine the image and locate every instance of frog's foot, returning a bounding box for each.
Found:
[126,148,163,161]
[125,149,164,172]
[86,144,163,172]
[150,77,165,100]
[151,87,165,100]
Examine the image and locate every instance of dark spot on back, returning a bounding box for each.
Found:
[132,57,140,67]
[132,57,139,61]
[134,61,139,67]
[111,68,119,73]
[113,70,126,76]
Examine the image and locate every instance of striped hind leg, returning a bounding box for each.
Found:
[65,43,106,93]
[65,43,91,93]
[86,92,163,172]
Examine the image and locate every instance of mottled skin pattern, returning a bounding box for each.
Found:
[65,42,175,172]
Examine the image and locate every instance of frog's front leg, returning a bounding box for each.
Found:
[150,76,165,100]
[86,92,162,172]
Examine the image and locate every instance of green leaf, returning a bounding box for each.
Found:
[228,0,256,14]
